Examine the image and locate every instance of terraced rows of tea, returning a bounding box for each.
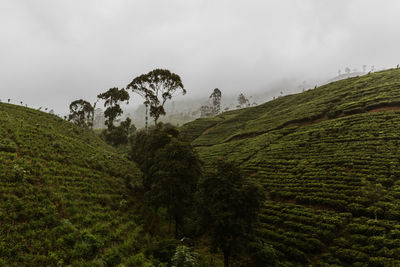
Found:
[0,103,152,266]
[182,69,400,266]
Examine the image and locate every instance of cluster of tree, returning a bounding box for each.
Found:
[68,69,186,146]
[237,93,250,108]
[66,72,271,264]
[338,65,375,76]
[129,123,268,266]
[199,88,222,118]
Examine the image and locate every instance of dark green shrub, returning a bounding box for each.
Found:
[13,164,27,182]
[152,238,180,263]
[103,247,122,266]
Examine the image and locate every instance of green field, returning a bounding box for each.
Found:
[0,103,155,266]
[181,69,400,266]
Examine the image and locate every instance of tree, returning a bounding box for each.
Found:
[197,160,265,267]
[68,99,95,128]
[130,123,201,237]
[362,65,367,72]
[130,123,180,190]
[237,93,249,108]
[127,69,186,126]
[345,67,351,74]
[97,87,130,130]
[171,246,199,267]
[209,88,222,115]
[151,138,202,237]
[103,117,136,146]
[199,105,212,118]
[362,180,386,221]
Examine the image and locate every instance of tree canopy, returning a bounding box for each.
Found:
[130,123,201,237]
[68,99,95,128]
[97,87,130,129]
[197,159,265,267]
[127,69,186,126]
[237,93,249,108]
[209,88,222,115]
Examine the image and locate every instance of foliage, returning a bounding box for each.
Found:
[130,123,180,190]
[127,69,186,125]
[182,68,400,265]
[102,117,136,147]
[362,180,387,221]
[199,105,213,118]
[13,163,28,182]
[152,238,181,263]
[237,93,249,108]
[97,87,130,129]
[130,123,201,237]
[150,138,202,237]
[68,99,95,128]
[209,88,222,115]
[197,159,265,267]
[0,102,155,266]
[171,246,198,267]
[97,87,131,146]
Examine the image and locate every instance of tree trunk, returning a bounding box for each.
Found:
[175,218,178,238]
[374,206,378,221]
[145,104,148,130]
[224,251,229,267]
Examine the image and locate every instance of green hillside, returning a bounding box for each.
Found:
[0,103,152,266]
[182,69,400,266]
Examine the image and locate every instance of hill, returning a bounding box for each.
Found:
[181,68,400,266]
[0,103,152,266]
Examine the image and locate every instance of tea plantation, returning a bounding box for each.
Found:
[181,68,400,266]
[0,103,154,266]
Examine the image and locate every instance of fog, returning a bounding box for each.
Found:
[1,0,400,115]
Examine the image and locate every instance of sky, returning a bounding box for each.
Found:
[1,0,400,114]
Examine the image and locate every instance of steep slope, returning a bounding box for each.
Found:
[182,68,400,266]
[0,103,150,266]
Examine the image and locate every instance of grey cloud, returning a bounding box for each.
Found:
[1,0,399,114]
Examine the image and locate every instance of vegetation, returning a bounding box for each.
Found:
[130,123,202,238]
[171,246,200,267]
[97,87,131,146]
[5,67,400,266]
[209,88,222,115]
[97,87,130,129]
[362,179,387,221]
[237,93,249,108]
[198,160,265,267]
[0,102,158,266]
[127,69,186,126]
[181,68,400,265]
[67,99,95,128]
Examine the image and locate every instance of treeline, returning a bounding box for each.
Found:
[68,69,185,146]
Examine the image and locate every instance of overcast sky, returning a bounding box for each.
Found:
[1,0,400,114]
